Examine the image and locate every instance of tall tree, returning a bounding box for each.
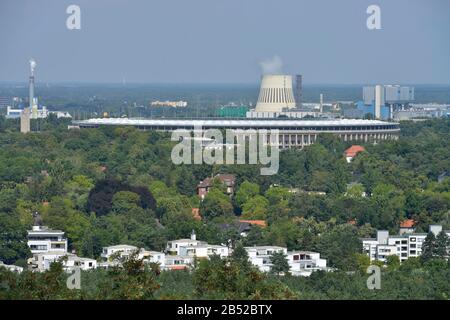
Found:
[434,231,449,259]
[421,232,436,263]
[270,251,290,275]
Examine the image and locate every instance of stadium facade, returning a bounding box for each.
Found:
[71,118,400,149]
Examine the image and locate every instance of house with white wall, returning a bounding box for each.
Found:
[287,251,327,277]
[166,230,229,258]
[27,225,67,254]
[101,244,139,261]
[244,246,328,276]
[245,246,288,273]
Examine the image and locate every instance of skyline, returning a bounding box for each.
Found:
[0,0,450,84]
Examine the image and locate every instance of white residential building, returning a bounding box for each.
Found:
[63,255,97,272]
[138,249,165,267]
[362,225,450,263]
[287,251,328,277]
[101,244,139,261]
[244,246,328,276]
[245,246,288,273]
[27,225,68,254]
[166,231,230,258]
[28,252,96,272]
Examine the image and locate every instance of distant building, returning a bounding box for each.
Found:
[27,225,68,254]
[197,174,236,199]
[0,96,12,108]
[362,225,450,263]
[216,105,249,118]
[151,100,187,108]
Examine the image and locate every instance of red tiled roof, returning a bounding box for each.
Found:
[400,219,416,228]
[344,145,366,158]
[239,220,267,228]
[348,219,357,226]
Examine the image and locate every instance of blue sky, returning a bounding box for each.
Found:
[0,0,449,84]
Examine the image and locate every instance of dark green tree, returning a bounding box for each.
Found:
[269,251,290,275]
[434,231,449,259]
[421,232,436,263]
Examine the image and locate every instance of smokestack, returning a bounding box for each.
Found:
[295,75,303,109]
[375,85,384,119]
[29,59,36,109]
[320,94,324,113]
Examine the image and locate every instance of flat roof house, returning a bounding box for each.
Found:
[27,225,68,255]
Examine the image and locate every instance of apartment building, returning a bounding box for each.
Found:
[362,225,450,263]
[27,225,68,254]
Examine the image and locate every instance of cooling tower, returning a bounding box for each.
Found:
[255,75,296,112]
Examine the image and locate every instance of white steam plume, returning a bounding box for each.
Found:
[260,55,283,74]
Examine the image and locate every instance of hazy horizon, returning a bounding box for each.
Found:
[1,0,450,84]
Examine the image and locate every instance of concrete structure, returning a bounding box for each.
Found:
[20,107,31,133]
[27,225,68,254]
[29,59,36,110]
[295,75,303,109]
[362,225,450,263]
[255,75,296,112]
[319,94,324,113]
[73,118,400,149]
[375,85,384,119]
